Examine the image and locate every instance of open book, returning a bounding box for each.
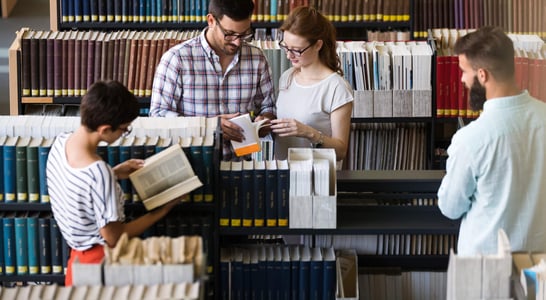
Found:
[129,144,203,210]
[229,113,269,157]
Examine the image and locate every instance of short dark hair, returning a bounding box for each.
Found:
[80,80,139,131]
[454,26,515,81]
[208,0,254,21]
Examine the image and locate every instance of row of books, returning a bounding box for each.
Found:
[220,246,337,300]
[433,29,546,118]
[0,282,201,300]
[346,123,429,171]
[413,0,546,39]
[57,0,411,24]
[218,159,289,228]
[313,233,459,256]
[19,29,198,98]
[1,213,67,276]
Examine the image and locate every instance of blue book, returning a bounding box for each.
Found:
[309,247,323,300]
[241,160,254,227]
[183,0,190,21]
[202,135,215,202]
[61,0,70,22]
[299,246,311,300]
[15,213,29,275]
[277,160,289,227]
[0,136,7,202]
[27,212,40,275]
[0,212,3,275]
[270,0,278,21]
[113,0,122,21]
[290,246,300,300]
[242,250,251,300]
[266,246,277,300]
[38,213,52,274]
[280,246,292,299]
[130,137,146,202]
[50,217,63,274]
[3,136,19,203]
[74,0,82,21]
[219,161,231,227]
[322,247,336,300]
[107,138,121,166]
[144,136,158,159]
[253,160,266,227]
[229,161,243,227]
[231,250,244,300]
[38,137,55,203]
[96,141,108,162]
[220,248,231,300]
[90,0,98,21]
[265,160,277,227]
[81,0,90,21]
[171,0,177,21]
[150,0,157,22]
[98,0,107,21]
[62,235,69,275]
[155,136,172,154]
[3,212,16,275]
[249,248,260,300]
[132,0,139,21]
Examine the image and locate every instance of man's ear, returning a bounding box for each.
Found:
[477,68,488,84]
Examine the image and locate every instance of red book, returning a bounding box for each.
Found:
[117,31,128,85]
[137,32,151,97]
[80,32,90,95]
[127,31,140,94]
[38,31,49,97]
[73,33,82,97]
[46,31,57,97]
[94,32,106,85]
[87,31,98,91]
[66,31,76,97]
[112,31,120,82]
[53,31,64,97]
[145,32,159,97]
[29,30,42,97]
[20,30,34,97]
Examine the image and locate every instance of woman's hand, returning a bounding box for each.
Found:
[271,118,309,138]
[112,159,145,180]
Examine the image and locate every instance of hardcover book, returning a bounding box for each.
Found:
[129,144,203,210]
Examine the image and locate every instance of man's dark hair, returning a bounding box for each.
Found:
[209,0,254,21]
[80,80,139,131]
[453,26,515,81]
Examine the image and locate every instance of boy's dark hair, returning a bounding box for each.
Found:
[454,26,515,81]
[80,80,139,131]
[209,0,254,21]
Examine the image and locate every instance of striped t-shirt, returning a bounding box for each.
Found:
[47,132,125,251]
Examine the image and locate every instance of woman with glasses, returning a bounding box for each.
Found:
[271,6,354,161]
[150,0,276,160]
[47,81,179,286]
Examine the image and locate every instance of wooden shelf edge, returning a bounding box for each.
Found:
[21,97,54,104]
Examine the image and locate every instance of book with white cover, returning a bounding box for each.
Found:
[129,144,203,210]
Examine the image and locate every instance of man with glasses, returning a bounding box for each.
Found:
[150,0,275,159]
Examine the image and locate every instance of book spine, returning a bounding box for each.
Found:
[27,145,40,203]
[38,145,51,203]
[202,144,215,202]
[30,37,39,96]
[277,162,289,227]
[265,162,277,227]
[3,217,16,275]
[54,35,62,97]
[21,36,32,97]
[219,162,231,227]
[241,164,254,227]
[15,145,28,202]
[253,165,266,227]
[189,144,205,202]
[27,216,40,274]
[230,163,242,227]
[46,36,55,97]
[4,145,17,202]
[50,218,63,274]
[80,38,89,95]
[119,144,132,202]
[15,216,29,275]
[38,216,51,274]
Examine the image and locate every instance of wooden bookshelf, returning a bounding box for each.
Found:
[1,0,19,18]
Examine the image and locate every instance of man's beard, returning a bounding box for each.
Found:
[469,75,486,111]
[221,42,240,56]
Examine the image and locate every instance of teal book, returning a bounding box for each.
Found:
[119,136,134,202]
[38,137,55,203]
[189,137,205,202]
[50,217,63,274]
[27,212,40,274]
[4,136,20,203]
[229,161,243,227]
[16,137,31,202]
[219,161,231,227]
[0,212,3,274]
[241,160,254,227]
[253,160,266,227]
[155,136,172,153]
[277,159,289,227]
[107,137,122,167]
[96,140,108,162]
[0,136,7,202]
[3,212,16,275]
[27,137,43,203]
[130,136,146,202]
[202,135,215,202]
[15,213,29,275]
[265,160,277,227]
[38,213,52,274]
[61,234,69,275]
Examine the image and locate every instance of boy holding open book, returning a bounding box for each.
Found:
[47,81,180,286]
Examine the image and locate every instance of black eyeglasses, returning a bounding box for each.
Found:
[214,16,254,42]
[278,40,315,57]
[120,125,133,137]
